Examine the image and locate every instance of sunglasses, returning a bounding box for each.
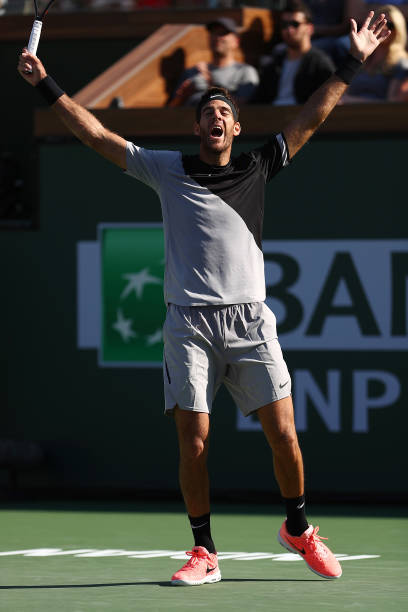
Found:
[281,19,308,29]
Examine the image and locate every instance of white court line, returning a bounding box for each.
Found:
[0,548,381,562]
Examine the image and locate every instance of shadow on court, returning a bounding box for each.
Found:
[0,578,319,590]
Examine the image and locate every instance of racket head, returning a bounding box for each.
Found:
[39,0,57,19]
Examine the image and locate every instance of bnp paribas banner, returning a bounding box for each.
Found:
[77,225,407,434]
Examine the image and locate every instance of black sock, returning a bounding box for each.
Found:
[284,495,309,536]
[188,513,216,554]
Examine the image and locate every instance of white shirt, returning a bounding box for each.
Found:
[273,58,301,106]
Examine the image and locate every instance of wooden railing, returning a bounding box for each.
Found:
[34,103,408,139]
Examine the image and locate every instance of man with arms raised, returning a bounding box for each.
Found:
[18,11,389,585]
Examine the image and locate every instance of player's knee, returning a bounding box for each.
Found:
[270,426,299,453]
[179,436,206,462]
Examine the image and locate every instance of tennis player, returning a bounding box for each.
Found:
[18,11,389,585]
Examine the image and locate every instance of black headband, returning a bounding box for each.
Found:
[197,94,239,121]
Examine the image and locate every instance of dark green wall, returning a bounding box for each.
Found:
[1,134,407,497]
[3,36,142,224]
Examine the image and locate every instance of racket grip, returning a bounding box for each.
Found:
[27,20,42,56]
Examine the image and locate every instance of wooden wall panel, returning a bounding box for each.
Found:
[73,24,212,108]
[34,104,408,139]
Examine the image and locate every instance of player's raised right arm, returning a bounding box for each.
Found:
[281,12,390,159]
[50,94,127,169]
[18,50,127,169]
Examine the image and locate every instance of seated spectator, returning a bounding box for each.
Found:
[252,0,335,105]
[169,17,259,106]
[340,4,408,102]
[310,0,408,65]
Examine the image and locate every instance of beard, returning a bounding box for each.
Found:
[201,130,233,156]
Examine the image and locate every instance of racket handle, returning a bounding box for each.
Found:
[27,19,42,56]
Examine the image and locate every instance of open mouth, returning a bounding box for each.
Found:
[210,126,223,138]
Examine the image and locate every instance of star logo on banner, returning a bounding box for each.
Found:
[120,269,162,300]
[112,309,137,343]
[146,328,163,346]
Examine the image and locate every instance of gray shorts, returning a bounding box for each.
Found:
[163,302,291,417]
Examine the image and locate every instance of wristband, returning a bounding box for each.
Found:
[36,75,65,105]
[335,54,363,85]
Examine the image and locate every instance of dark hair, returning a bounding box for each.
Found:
[282,0,312,22]
[195,87,240,122]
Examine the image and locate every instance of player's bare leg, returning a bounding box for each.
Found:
[174,407,211,516]
[257,396,342,579]
[257,396,304,498]
[171,407,220,585]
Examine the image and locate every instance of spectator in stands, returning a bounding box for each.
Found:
[169,17,259,106]
[340,4,408,101]
[309,0,408,66]
[252,0,335,105]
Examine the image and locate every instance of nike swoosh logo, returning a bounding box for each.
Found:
[279,380,290,389]
[191,522,208,529]
[206,566,216,574]
[289,541,306,555]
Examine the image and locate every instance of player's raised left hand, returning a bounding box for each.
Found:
[350,11,391,62]
[17,48,47,85]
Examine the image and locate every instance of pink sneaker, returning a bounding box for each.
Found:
[171,546,221,586]
[278,521,342,579]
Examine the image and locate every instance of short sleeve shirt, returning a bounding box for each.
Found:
[125,134,289,306]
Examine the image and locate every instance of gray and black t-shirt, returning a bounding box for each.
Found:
[126,134,289,306]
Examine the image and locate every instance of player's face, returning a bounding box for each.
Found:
[195,100,241,155]
[280,11,313,48]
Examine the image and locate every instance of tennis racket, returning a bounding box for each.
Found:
[26,0,57,67]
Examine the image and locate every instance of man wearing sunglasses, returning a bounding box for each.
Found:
[253,0,336,105]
